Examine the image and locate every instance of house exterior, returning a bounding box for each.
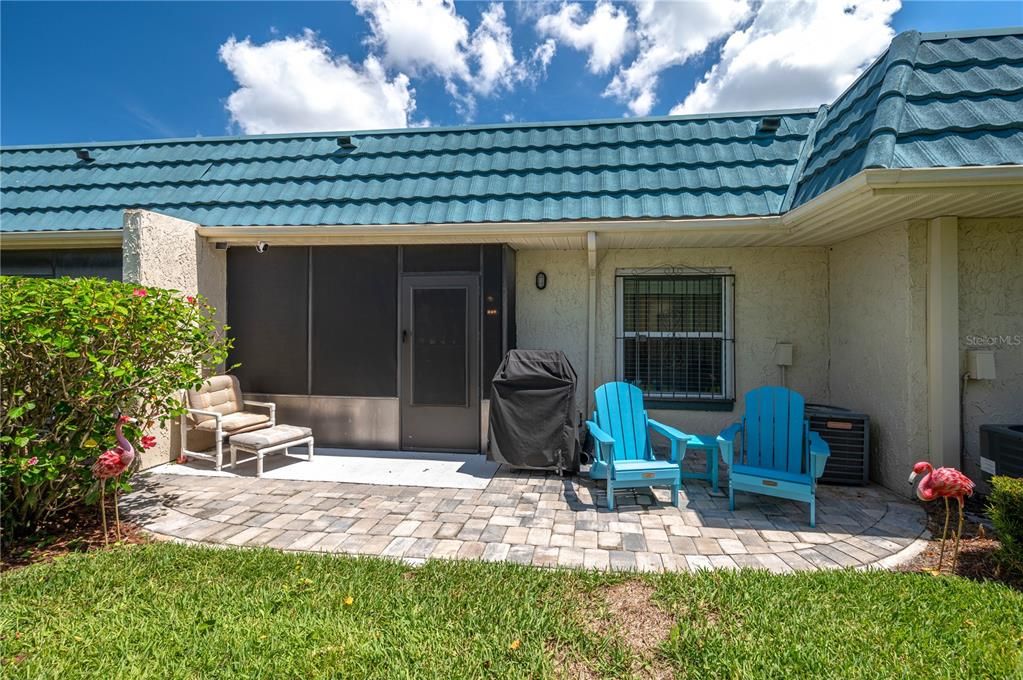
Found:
[2,28,1021,497]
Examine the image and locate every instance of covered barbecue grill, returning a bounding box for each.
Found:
[487,350,580,473]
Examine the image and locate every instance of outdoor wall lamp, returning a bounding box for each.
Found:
[535,271,547,290]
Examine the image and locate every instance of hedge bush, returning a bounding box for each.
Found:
[988,475,1023,575]
[0,276,231,538]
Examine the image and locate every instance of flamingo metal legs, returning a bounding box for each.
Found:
[939,496,951,569]
[937,496,966,573]
[953,499,965,573]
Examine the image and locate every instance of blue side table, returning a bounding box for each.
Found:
[681,433,720,493]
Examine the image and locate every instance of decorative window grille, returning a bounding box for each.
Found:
[615,268,735,401]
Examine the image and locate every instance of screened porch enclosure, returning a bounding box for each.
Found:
[226,244,515,453]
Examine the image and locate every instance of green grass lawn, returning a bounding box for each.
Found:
[2,544,1021,679]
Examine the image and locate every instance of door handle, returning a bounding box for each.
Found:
[402,329,409,344]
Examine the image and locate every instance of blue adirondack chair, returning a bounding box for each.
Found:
[587,382,689,510]
[717,386,831,526]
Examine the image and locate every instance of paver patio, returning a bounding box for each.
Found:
[123,464,929,572]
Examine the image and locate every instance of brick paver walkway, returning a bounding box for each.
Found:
[124,469,928,572]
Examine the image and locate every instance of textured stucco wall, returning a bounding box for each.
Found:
[516,246,830,434]
[122,209,227,468]
[516,250,590,412]
[828,222,929,496]
[122,209,227,328]
[959,217,1023,490]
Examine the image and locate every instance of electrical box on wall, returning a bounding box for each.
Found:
[967,350,997,380]
[774,343,793,366]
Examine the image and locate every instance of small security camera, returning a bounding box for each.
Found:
[255,241,270,253]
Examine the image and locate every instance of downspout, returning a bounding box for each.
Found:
[587,231,597,416]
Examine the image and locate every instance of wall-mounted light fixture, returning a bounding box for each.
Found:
[535,271,547,290]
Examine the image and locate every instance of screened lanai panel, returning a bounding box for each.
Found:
[311,246,398,397]
[228,247,308,395]
[0,248,121,280]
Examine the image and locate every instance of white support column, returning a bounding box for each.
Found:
[586,231,597,415]
[927,216,960,469]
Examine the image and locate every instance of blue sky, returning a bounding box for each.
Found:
[2,1,1020,146]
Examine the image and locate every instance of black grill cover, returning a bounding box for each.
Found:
[487,350,580,472]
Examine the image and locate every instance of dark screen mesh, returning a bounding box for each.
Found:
[1,248,122,280]
[312,247,398,397]
[228,247,309,395]
[412,288,468,406]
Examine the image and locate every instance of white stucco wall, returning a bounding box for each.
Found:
[516,246,830,435]
[828,221,929,496]
[122,209,228,468]
[959,217,1023,489]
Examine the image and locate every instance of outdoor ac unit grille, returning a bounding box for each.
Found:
[980,425,1023,480]
[806,405,870,486]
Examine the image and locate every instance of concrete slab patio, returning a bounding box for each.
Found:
[123,464,929,573]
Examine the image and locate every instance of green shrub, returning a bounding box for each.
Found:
[988,475,1023,575]
[0,276,231,537]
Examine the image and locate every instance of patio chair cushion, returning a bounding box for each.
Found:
[195,411,271,434]
[187,375,244,424]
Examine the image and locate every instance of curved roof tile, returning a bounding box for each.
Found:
[1,28,1021,232]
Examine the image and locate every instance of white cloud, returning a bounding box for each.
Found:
[536,1,633,74]
[353,0,470,80]
[532,38,557,69]
[219,31,415,134]
[606,0,752,116]
[672,0,900,115]
[352,0,534,118]
[469,4,523,95]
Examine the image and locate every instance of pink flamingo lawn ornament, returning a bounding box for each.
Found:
[91,415,136,544]
[909,461,975,573]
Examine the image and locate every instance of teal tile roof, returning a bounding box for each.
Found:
[789,28,1023,208]
[2,27,1021,234]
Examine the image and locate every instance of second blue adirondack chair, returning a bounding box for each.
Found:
[717,386,831,526]
[587,382,689,510]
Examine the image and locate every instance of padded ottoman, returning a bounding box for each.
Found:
[229,424,314,477]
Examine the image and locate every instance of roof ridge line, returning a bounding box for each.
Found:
[0,132,811,171]
[919,26,1023,41]
[862,31,923,170]
[781,106,829,213]
[0,109,820,152]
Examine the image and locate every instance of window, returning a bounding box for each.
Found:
[615,269,734,403]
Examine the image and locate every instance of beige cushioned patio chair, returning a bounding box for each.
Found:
[180,375,275,470]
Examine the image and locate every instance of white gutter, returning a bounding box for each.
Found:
[196,215,788,244]
[586,231,597,415]
[1,229,124,249]
[782,165,1023,228]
